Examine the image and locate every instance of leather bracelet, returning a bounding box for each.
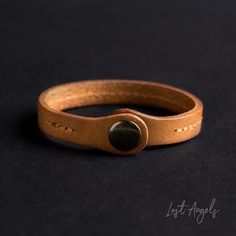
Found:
[38,80,203,155]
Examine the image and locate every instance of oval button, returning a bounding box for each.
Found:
[108,120,142,151]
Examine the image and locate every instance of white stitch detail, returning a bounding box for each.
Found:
[175,120,202,133]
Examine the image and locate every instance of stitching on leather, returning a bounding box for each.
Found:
[39,116,77,134]
[49,92,192,111]
[175,120,202,133]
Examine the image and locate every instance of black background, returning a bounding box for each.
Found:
[0,0,236,235]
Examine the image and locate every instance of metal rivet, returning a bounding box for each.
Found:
[108,120,142,152]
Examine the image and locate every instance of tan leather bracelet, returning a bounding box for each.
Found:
[38,80,203,155]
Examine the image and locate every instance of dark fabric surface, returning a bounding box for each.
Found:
[0,0,236,235]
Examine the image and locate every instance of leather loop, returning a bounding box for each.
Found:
[38,80,203,155]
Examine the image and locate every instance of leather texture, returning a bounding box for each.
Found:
[38,80,203,155]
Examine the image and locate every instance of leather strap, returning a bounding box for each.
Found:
[38,80,203,155]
